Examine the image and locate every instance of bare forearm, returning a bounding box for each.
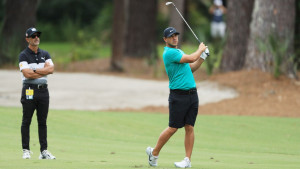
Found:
[190,50,202,62]
[181,50,202,63]
[22,69,43,79]
[180,43,207,63]
[209,6,215,14]
[190,58,204,72]
[36,66,54,75]
[221,6,227,13]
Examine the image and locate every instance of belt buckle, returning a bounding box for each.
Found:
[37,84,42,89]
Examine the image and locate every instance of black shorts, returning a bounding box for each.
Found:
[168,89,199,128]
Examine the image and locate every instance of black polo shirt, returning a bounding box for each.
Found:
[19,47,54,84]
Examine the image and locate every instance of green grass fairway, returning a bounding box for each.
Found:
[0,106,299,169]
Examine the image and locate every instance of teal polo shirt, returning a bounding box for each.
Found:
[163,46,196,90]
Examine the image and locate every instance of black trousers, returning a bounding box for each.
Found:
[20,85,49,152]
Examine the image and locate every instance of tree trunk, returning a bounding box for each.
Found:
[295,0,300,71]
[245,0,297,78]
[124,0,157,58]
[111,0,127,71]
[169,0,185,48]
[220,0,254,72]
[0,0,38,66]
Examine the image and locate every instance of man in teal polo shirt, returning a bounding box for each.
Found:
[146,27,207,168]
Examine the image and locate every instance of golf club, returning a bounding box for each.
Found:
[166,1,210,56]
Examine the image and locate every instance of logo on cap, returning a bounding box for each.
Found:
[163,27,180,38]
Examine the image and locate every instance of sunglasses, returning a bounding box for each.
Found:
[30,34,40,38]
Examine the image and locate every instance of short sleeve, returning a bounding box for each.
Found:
[165,49,183,63]
[44,51,51,60]
[19,53,29,71]
[44,51,54,66]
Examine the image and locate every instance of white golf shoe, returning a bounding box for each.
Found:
[146,147,158,167]
[22,149,32,159]
[39,150,56,159]
[174,157,192,168]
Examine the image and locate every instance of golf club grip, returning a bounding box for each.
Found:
[198,40,210,56]
[205,48,210,56]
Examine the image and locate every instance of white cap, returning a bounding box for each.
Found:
[214,0,223,6]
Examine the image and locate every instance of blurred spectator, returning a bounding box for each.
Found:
[209,0,227,38]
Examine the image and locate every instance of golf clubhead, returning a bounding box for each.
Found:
[165,2,174,6]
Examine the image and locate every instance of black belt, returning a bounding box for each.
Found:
[23,83,48,89]
[170,88,197,95]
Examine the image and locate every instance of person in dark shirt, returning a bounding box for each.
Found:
[19,27,56,160]
[209,0,227,38]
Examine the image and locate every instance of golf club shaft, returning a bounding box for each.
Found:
[172,4,201,44]
[167,2,209,56]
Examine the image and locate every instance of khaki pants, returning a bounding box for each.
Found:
[211,21,226,38]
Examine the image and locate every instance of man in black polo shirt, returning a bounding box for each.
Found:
[19,27,56,159]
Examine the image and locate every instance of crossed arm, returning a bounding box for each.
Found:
[22,62,54,79]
